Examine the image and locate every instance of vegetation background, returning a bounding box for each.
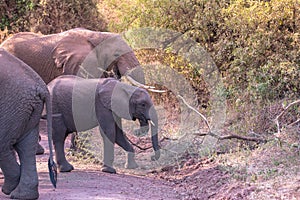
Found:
[1,0,299,138]
[0,0,299,198]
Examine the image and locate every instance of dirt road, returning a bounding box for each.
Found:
[1,161,178,200]
[0,130,179,200]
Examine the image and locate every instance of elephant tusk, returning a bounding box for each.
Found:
[126,76,166,93]
[126,76,155,89]
[149,120,155,127]
[148,88,167,93]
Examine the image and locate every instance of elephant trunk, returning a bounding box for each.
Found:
[134,118,150,137]
[149,106,160,161]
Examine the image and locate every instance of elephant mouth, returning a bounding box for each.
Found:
[133,118,150,137]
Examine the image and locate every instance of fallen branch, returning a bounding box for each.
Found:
[178,95,266,143]
[194,132,267,143]
[288,118,300,127]
[275,99,300,134]
[177,95,211,132]
[126,135,170,151]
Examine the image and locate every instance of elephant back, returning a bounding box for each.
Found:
[1,32,64,84]
[0,48,49,124]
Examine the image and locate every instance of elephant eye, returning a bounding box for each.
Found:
[141,103,146,107]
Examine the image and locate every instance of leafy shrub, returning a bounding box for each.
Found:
[99,0,300,139]
[102,0,299,102]
[29,0,107,34]
[0,0,107,42]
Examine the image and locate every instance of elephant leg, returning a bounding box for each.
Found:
[36,135,45,155]
[97,106,118,174]
[52,116,74,172]
[115,126,138,169]
[69,132,78,151]
[100,128,116,174]
[0,149,20,195]
[10,127,39,200]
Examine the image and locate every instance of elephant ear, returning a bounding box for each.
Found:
[52,34,97,75]
[98,80,137,120]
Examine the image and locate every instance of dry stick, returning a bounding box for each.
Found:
[178,95,266,143]
[288,118,300,127]
[275,99,300,134]
[193,132,266,142]
[126,135,170,151]
[177,95,212,132]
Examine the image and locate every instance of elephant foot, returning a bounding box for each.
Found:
[151,149,161,161]
[101,165,116,174]
[125,160,138,169]
[58,162,74,172]
[2,184,16,196]
[125,152,138,169]
[36,143,45,155]
[2,176,20,195]
[10,185,39,200]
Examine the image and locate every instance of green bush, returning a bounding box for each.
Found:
[0,0,107,42]
[0,0,34,32]
[29,0,107,34]
[102,0,299,102]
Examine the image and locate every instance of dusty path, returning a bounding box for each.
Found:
[1,160,178,200]
[0,127,179,200]
[37,167,178,200]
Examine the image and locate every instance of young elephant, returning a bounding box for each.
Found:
[48,75,160,173]
[0,49,55,199]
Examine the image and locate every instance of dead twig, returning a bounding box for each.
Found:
[126,135,170,151]
[178,95,266,143]
[194,132,267,142]
[177,95,211,132]
[275,99,300,134]
[288,118,300,127]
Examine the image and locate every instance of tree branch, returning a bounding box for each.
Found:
[275,99,300,134]
[126,135,170,151]
[177,95,211,132]
[194,131,267,142]
[177,95,266,143]
[288,118,300,127]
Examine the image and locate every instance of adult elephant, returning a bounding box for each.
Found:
[0,49,56,199]
[0,28,146,85]
[46,75,160,173]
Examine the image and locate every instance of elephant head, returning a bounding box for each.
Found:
[129,90,161,161]
[99,80,161,160]
[52,29,145,84]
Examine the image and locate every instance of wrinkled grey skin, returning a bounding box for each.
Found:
[0,28,145,84]
[0,49,53,199]
[47,75,160,173]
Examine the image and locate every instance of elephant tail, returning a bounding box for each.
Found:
[44,90,58,188]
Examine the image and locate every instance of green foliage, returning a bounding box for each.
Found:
[0,0,35,32]
[220,0,300,100]
[0,0,107,42]
[31,0,107,34]
[103,0,300,102]
[100,0,300,140]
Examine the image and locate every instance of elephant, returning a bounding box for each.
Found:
[0,28,145,84]
[0,28,158,154]
[46,75,160,173]
[0,48,56,199]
